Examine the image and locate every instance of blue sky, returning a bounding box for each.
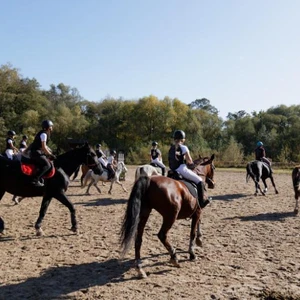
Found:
[1,0,299,119]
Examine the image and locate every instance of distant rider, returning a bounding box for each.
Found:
[168,130,210,209]
[107,150,117,179]
[19,135,28,152]
[150,141,166,176]
[255,141,273,172]
[5,130,19,159]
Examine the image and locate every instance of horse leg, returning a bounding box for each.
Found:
[134,208,151,278]
[108,181,114,194]
[295,194,299,215]
[35,195,53,236]
[54,192,77,233]
[115,180,128,193]
[189,210,201,260]
[157,217,179,267]
[269,175,279,194]
[196,220,203,247]
[262,178,268,193]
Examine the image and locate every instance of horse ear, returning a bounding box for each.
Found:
[211,154,215,160]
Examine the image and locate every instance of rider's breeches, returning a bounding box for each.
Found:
[262,157,271,166]
[31,154,51,178]
[151,158,166,169]
[5,149,14,160]
[176,164,202,184]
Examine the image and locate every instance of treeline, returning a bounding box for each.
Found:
[1,63,300,165]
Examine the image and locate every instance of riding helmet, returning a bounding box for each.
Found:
[42,120,54,129]
[152,141,158,146]
[257,141,263,147]
[173,130,185,140]
[110,150,117,155]
[22,135,28,139]
[7,130,16,136]
[96,143,101,148]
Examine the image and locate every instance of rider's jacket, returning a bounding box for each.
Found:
[30,130,50,153]
[150,148,160,160]
[255,146,266,160]
[5,138,14,150]
[168,145,184,171]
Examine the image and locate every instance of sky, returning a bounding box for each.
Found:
[1,0,299,119]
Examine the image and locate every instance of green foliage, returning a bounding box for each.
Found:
[1,63,300,165]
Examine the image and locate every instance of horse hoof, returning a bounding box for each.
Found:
[276,191,279,194]
[189,253,197,261]
[294,208,299,215]
[169,258,180,268]
[36,228,44,236]
[137,268,148,279]
[196,238,203,247]
[70,227,78,233]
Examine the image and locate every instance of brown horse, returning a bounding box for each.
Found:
[120,154,215,278]
[292,166,300,214]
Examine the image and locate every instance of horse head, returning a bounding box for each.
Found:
[193,154,215,189]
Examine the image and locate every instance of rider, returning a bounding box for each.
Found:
[27,120,56,187]
[168,130,210,209]
[150,141,166,176]
[19,135,28,152]
[5,130,19,159]
[96,143,108,168]
[107,150,117,179]
[255,141,273,172]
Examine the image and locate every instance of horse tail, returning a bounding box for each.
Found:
[134,167,141,181]
[120,176,149,257]
[81,169,93,188]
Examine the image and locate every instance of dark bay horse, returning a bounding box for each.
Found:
[120,154,215,278]
[292,166,300,214]
[246,160,278,196]
[0,142,102,236]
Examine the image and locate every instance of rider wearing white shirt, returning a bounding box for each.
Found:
[168,130,210,209]
[27,120,56,187]
[5,130,18,160]
[150,141,166,176]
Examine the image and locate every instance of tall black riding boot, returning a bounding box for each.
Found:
[196,181,210,209]
[162,167,166,176]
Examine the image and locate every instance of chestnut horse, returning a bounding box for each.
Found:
[120,154,215,278]
[292,166,300,214]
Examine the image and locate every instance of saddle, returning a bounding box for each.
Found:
[167,170,197,198]
[20,155,55,178]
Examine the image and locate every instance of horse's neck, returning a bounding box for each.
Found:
[56,153,81,177]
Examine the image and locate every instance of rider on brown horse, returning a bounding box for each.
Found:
[168,130,210,208]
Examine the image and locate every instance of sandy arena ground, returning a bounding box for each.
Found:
[0,166,300,299]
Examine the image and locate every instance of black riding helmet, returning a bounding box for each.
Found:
[7,130,16,136]
[23,135,28,139]
[96,143,101,148]
[173,130,185,140]
[42,120,54,130]
[110,150,117,155]
[152,141,158,146]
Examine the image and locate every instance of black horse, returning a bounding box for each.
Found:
[0,142,102,236]
[246,160,278,196]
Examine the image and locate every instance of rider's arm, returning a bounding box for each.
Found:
[41,141,53,156]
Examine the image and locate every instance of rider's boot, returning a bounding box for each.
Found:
[32,166,49,187]
[162,167,166,176]
[196,181,210,209]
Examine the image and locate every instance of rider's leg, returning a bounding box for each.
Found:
[196,181,210,209]
[31,155,51,186]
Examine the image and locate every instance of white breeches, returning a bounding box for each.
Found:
[5,149,14,160]
[176,164,202,184]
[151,158,166,169]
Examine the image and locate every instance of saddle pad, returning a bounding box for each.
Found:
[179,180,197,198]
[20,163,56,178]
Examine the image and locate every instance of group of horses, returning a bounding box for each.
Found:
[1,148,299,279]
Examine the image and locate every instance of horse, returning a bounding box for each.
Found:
[135,164,161,181]
[292,166,300,214]
[82,161,128,194]
[246,160,279,196]
[120,154,215,278]
[0,142,102,236]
